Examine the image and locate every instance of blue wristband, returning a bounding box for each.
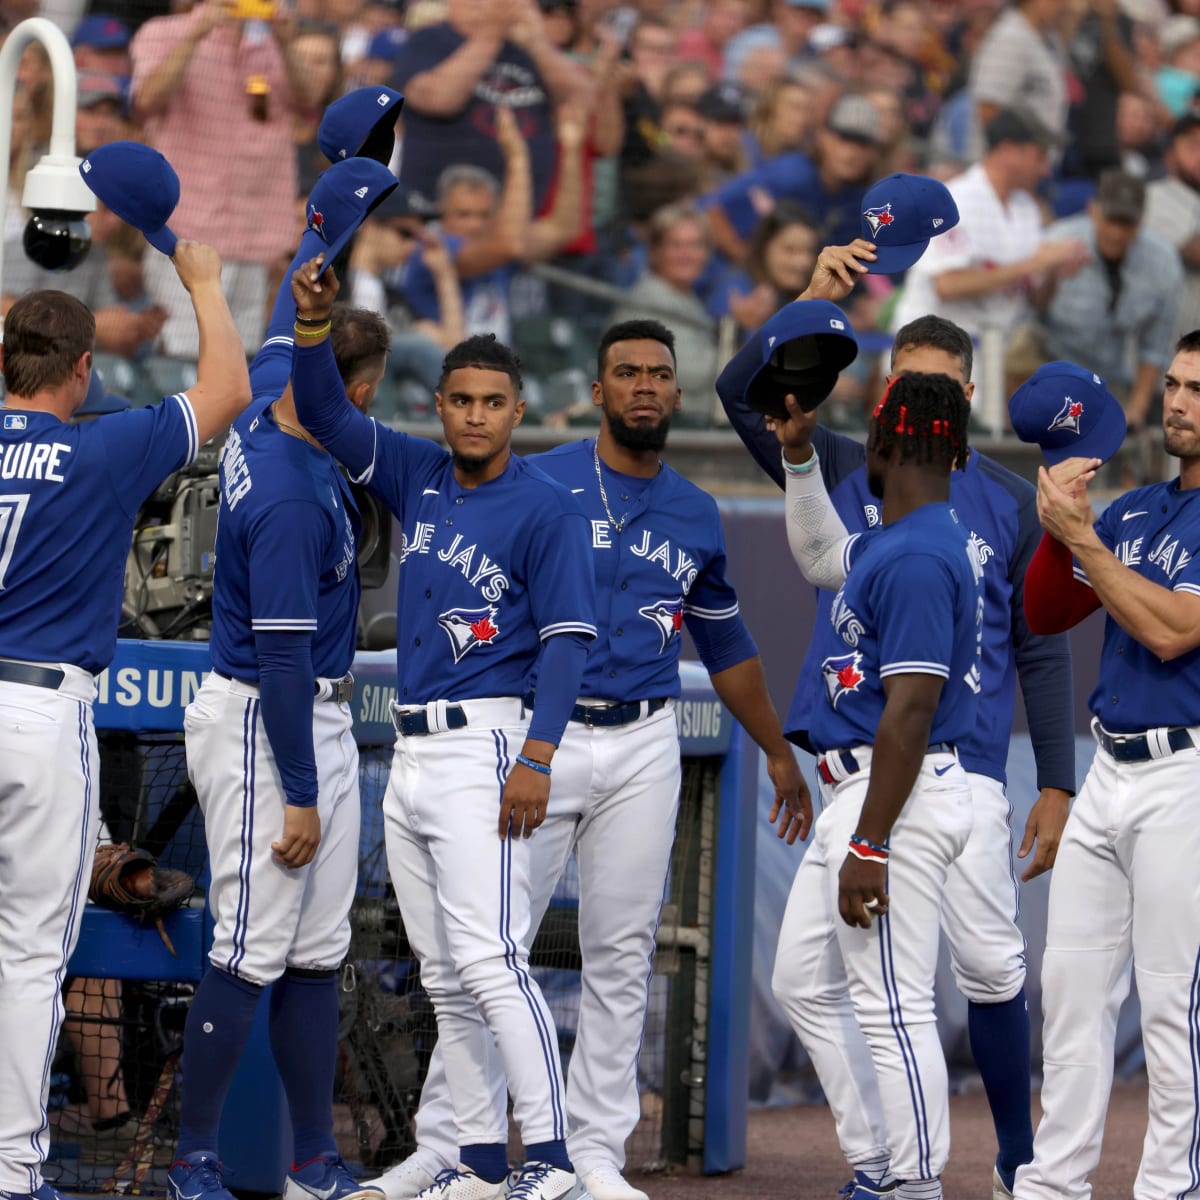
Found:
[516,754,552,776]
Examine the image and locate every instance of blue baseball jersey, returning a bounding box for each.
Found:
[716,374,1077,791]
[0,396,199,673]
[1079,480,1200,730]
[809,502,983,753]
[528,441,758,700]
[207,404,361,683]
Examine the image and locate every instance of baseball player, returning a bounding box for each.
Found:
[795,370,982,1199]
[291,259,597,1200]
[717,242,1076,1200]
[166,161,398,1200]
[365,318,811,1200]
[1013,332,1200,1198]
[0,244,250,1200]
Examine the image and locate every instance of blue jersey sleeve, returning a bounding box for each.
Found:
[245,498,329,633]
[871,553,957,680]
[682,514,757,673]
[521,502,598,644]
[96,394,199,516]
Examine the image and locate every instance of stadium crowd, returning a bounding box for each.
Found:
[6,0,1200,459]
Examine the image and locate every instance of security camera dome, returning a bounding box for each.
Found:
[23,211,91,271]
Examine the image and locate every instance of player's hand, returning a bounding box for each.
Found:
[272,803,321,868]
[838,853,888,928]
[171,241,223,291]
[1046,455,1102,492]
[766,747,812,844]
[765,392,818,460]
[1017,787,1071,881]
[1037,461,1098,547]
[799,240,876,304]
[498,764,550,839]
[291,254,339,317]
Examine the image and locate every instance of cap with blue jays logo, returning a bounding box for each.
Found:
[1008,360,1127,465]
[318,86,404,166]
[78,141,179,256]
[715,299,858,420]
[301,157,399,266]
[860,173,959,275]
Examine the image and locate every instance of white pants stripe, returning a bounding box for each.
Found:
[0,676,99,1191]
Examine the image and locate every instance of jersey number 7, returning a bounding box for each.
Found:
[0,494,30,590]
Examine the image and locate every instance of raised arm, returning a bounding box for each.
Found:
[132,2,227,120]
[399,25,507,117]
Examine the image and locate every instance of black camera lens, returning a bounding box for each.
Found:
[23,211,92,272]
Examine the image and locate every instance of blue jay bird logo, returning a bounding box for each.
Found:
[1048,396,1084,435]
[821,651,866,707]
[639,599,684,653]
[438,605,501,663]
[862,203,895,237]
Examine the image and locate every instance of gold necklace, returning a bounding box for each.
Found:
[272,403,318,448]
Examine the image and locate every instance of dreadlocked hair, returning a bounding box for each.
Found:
[869,372,969,471]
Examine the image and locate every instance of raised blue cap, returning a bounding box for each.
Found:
[301,157,399,267]
[1008,361,1127,465]
[77,368,131,417]
[318,86,404,166]
[79,141,179,256]
[860,173,960,275]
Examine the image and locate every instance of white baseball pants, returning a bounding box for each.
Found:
[772,747,973,1185]
[402,703,681,1174]
[0,667,100,1192]
[183,672,361,984]
[1014,737,1200,1200]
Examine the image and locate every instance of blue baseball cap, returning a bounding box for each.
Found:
[301,157,399,266]
[715,300,858,421]
[318,86,404,166]
[71,14,131,50]
[77,368,131,417]
[79,141,179,256]
[367,27,407,63]
[1008,361,1127,465]
[860,173,959,275]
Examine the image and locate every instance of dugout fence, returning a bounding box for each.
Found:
[51,642,757,1195]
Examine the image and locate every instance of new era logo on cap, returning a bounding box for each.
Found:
[859,173,959,275]
[354,186,368,198]
[932,217,943,228]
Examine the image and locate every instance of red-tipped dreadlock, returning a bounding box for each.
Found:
[869,372,970,471]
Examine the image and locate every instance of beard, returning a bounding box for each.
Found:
[608,408,672,453]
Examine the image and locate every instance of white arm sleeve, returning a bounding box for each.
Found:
[784,452,854,590]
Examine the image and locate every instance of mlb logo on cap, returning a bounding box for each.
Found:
[300,157,399,267]
[859,173,959,275]
[714,299,859,421]
[1008,361,1127,465]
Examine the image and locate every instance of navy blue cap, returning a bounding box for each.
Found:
[318,86,404,166]
[715,300,858,420]
[79,141,179,256]
[367,27,407,63]
[72,14,130,50]
[77,368,130,417]
[1008,361,1127,465]
[860,173,959,275]
[301,157,399,266]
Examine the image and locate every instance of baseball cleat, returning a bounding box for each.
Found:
[412,1166,506,1198]
[363,1156,441,1200]
[284,1155,386,1200]
[505,1163,588,1199]
[992,1165,1015,1199]
[578,1166,648,1200]
[167,1151,237,1200]
[835,1172,896,1199]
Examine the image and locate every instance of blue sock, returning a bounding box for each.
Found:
[269,969,339,1166]
[459,1143,508,1184]
[968,990,1034,1178]
[525,1139,571,1172]
[177,968,263,1158]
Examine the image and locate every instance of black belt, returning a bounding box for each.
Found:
[393,705,469,736]
[817,742,955,785]
[524,692,669,728]
[214,671,354,704]
[1095,724,1195,763]
[0,660,65,690]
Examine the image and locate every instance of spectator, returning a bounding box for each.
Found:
[73,72,129,157]
[618,16,680,170]
[695,81,751,183]
[611,201,720,424]
[675,0,750,77]
[17,39,52,147]
[730,30,789,95]
[968,0,1070,159]
[806,22,861,87]
[71,13,132,76]
[402,104,585,343]
[705,92,881,264]
[1143,110,1200,339]
[745,75,813,165]
[1020,169,1181,441]
[659,99,708,162]
[661,60,714,107]
[868,0,950,136]
[358,25,406,87]
[1117,90,1165,180]
[389,0,592,211]
[723,0,829,78]
[130,0,303,359]
[288,21,345,193]
[1154,15,1200,118]
[892,108,1088,400]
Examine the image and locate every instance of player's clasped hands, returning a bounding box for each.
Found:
[1036,455,1102,548]
[272,803,322,869]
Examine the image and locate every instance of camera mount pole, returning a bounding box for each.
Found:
[0,17,95,328]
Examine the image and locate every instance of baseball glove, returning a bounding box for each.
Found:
[89,843,195,956]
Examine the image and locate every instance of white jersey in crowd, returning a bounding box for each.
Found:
[892,163,1043,357]
[1143,175,1200,342]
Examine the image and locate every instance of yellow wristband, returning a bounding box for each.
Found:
[294,322,331,339]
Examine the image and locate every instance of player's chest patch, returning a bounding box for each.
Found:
[822,650,866,707]
[628,528,698,592]
[638,598,684,653]
[438,604,501,662]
